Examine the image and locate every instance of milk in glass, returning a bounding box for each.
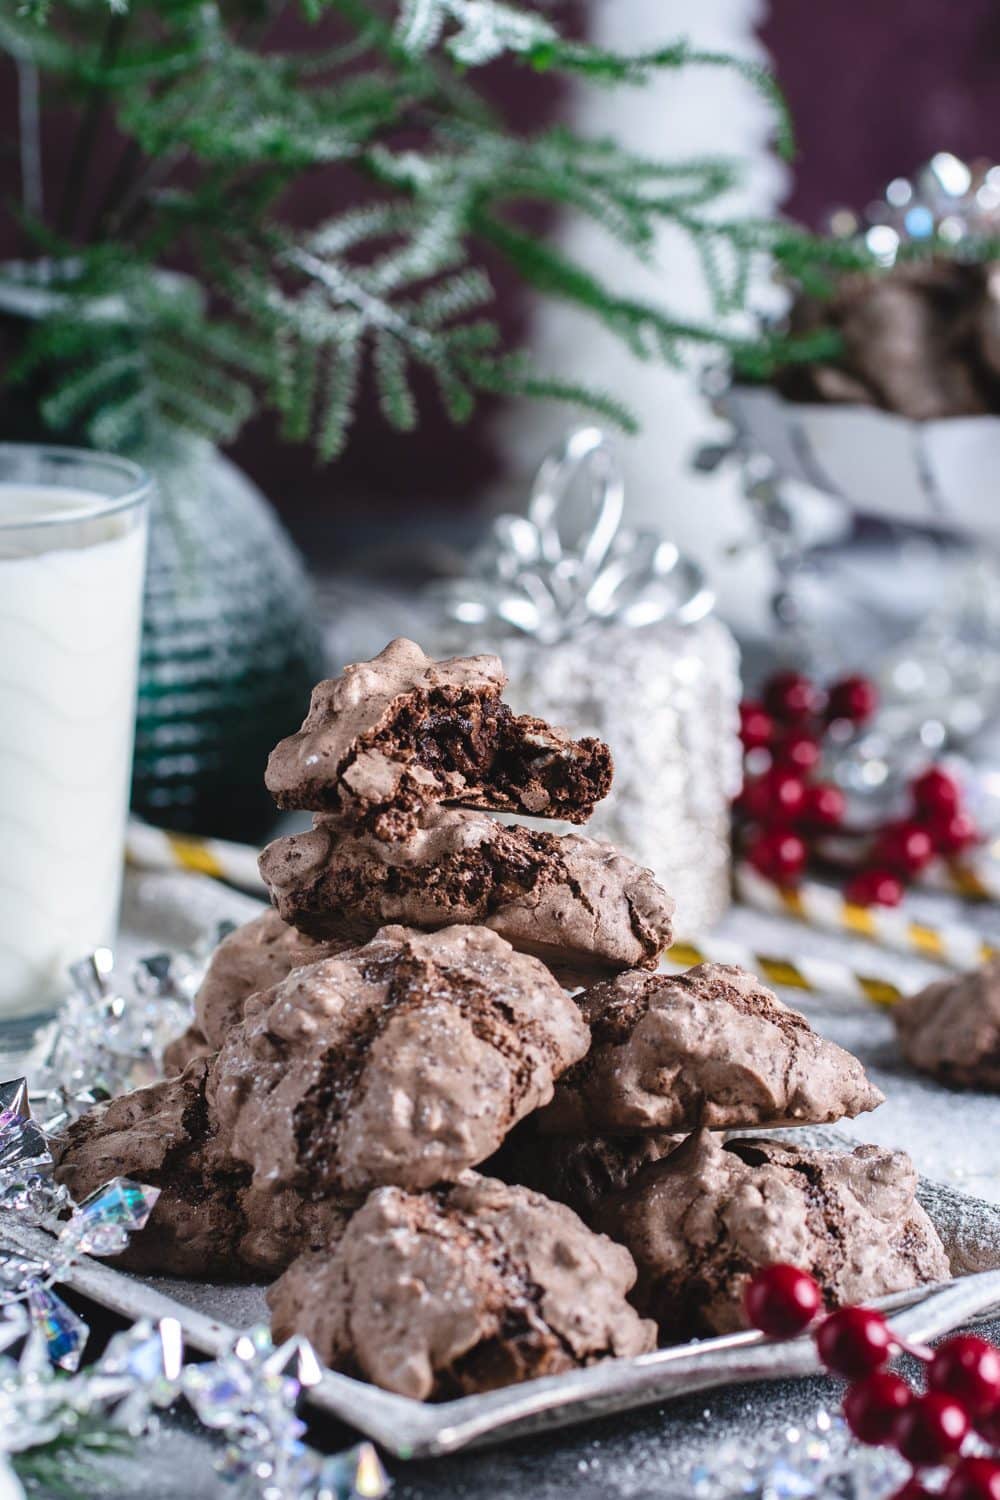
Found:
[0,451,149,1032]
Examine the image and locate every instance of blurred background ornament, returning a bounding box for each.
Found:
[433,428,742,934]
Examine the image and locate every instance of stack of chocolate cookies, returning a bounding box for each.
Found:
[55,640,950,1401]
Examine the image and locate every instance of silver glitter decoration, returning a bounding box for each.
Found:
[431,427,742,934]
[684,1409,907,1500]
[34,925,230,1130]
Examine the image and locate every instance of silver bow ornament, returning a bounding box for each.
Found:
[433,427,714,645]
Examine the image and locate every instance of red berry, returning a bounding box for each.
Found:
[929,1336,1000,1417]
[765,768,809,820]
[744,1264,822,1339]
[891,1483,934,1500]
[945,1458,1000,1500]
[844,868,905,908]
[774,732,822,774]
[738,776,771,820]
[815,1306,895,1379]
[827,673,878,725]
[912,766,961,817]
[843,1370,913,1445]
[764,670,822,724]
[930,810,980,856]
[803,782,846,828]
[977,1402,1000,1445]
[873,821,936,875]
[747,828,808,886]
[740,700,775,751]
[893,1391,969,1467]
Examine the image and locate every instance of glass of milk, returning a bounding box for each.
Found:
[0,445,150,1044]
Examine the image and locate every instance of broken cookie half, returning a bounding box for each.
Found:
[264,637,613,836]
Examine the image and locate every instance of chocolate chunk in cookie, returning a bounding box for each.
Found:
[595,1130,949,1341]
[540,963,883,1133]
[894,956,1000,1091]
[208,923,590,1198]
[259,806,673,982]
[264,638,612,834]
[268,1172,655,1399]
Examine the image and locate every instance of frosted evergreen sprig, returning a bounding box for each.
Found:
[2,0,807,461]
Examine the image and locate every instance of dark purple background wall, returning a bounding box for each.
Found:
[761,0,1000,228]
[5,3,1000,534]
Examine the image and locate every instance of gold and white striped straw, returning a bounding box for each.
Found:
[126,818,266,894]
[126,818,924,1009]
[665,935,907,1007]
[735,861,994,972]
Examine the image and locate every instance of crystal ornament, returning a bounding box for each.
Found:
[61,1177,161,1257]
[316,1443,391,1500]
[34,930,222,1129]
[26,1283,87,1372]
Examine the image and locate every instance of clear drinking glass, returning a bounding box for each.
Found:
[0,445,150,1045]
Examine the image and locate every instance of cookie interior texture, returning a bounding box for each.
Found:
[894,957,1000,1091]
[594,1130,949,1341]
[264,637,612,833]
[267,1173,656,1400]
[259,806,673,981]
[540,962,884,1134]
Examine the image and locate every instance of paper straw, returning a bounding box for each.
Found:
[126,819,266,894]
[735,862,994,972]
[666,936,907,1008]
[127,818,914,1007]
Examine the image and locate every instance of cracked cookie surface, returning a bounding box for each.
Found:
[268,1172,656,1399]
[595,1129,949,1340]
[259,805,673,982]
[208,923,590,1197]
[540,963,883,1133]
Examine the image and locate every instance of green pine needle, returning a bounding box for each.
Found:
[2,0,819,462]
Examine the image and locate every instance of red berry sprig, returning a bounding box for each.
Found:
[736,668,982,905]
[743,1265,1000,1496]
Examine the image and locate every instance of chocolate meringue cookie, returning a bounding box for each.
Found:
[259,806,674,982]
[264,638,613,835]
[53,1060,357,1280]
[485,1120,681,1224]
[539,963,883,1134]
[197,910,354,1051]
[894,956,1000,1091]
[268,1172,656,1399]
[775,259,999,420]
[163,911,354,1074]
[208,923,590,1197]
[53,1061,250,1279]
[595,1130,949,1341]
